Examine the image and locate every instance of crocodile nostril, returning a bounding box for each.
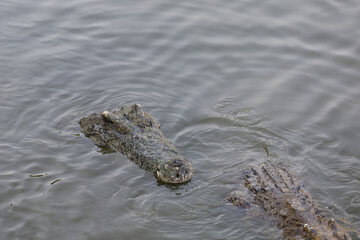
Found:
[169,159,184,167]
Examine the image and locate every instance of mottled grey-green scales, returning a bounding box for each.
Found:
[79,104,193,184]
[228,162,352,240]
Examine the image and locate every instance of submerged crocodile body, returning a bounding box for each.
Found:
[227,162,351,240]
[79,104,193,184]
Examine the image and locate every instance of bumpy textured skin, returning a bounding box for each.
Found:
[227,162,351,240]
[79,104,194,184]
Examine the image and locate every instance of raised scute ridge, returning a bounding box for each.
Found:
[227,162,352,240]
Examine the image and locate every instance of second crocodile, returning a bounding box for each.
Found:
[79,104,194,184]
[227,161,352,240]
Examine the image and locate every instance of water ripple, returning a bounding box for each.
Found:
[1,0,360,239]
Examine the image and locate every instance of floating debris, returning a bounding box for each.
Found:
[29,173,48,178]
[261,142,270,157]
[50,179,61,185]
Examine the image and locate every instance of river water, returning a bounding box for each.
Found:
[1,0,359,239]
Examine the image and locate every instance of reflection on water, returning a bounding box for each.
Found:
[1,0,359,239]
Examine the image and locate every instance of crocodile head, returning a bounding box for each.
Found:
[156,157,194,184]
[80,104,194,184]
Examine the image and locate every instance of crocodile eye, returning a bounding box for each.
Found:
[169,159,184,167]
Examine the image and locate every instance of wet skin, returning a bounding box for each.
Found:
[79,104,194,184]
[228,162,352,240]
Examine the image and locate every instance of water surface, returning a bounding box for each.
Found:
[1,0,359,239]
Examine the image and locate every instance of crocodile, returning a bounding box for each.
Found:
[79,104,194,184]
[227,161,352,240]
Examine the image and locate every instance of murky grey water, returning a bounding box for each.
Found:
[1,0,360,239]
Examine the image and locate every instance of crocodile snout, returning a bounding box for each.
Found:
[169,159,184,167]
[156,159,193,184]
